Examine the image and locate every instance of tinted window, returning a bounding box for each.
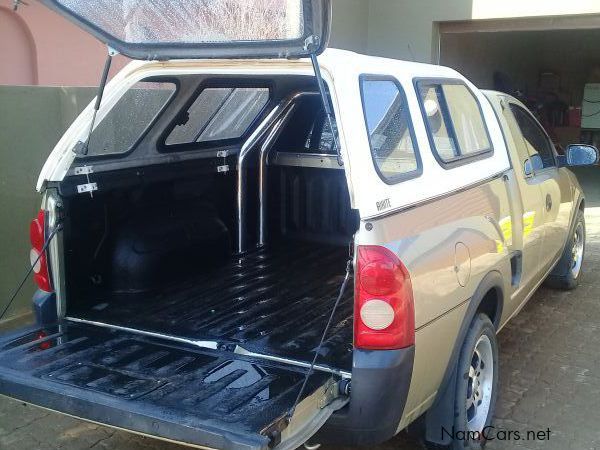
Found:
[510,104,556,169]
[83,80,175,157]
[418,82,492,164]
[304,110,337,154]
[166,87,269,146]
[501,102,534,177]
[272,95,338,155]
[360,78,419,182]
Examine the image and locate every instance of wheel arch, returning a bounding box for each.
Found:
[422,270,504,445]
[476,284,503,330]
[554,193,586,271]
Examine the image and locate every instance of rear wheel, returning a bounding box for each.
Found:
[451,314,498,450]
[546,210,585,290]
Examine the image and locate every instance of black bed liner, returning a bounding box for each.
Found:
[0,322,343,450]
[69,242,354,371]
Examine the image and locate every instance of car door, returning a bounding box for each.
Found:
[508,103,570,272]
[495,98,546,299]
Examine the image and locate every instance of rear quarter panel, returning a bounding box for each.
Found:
[357,176,513,426]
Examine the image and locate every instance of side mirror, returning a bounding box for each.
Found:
[530,154,544,171]
[523,155,543,177]
[559,144,600,167]
[523,159,533,177]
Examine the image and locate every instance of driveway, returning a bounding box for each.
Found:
[1,169,599,450]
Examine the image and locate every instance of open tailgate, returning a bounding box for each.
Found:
[0,321,346,450]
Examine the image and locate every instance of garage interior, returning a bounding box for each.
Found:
[439,16,600,152]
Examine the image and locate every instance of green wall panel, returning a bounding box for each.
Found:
[0,86,94,323]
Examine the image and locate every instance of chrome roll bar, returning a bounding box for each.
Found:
[236,91,318,253]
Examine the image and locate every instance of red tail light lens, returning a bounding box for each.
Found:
[36,330,53,350]
[30,210,53,292]
[355,245,414,350]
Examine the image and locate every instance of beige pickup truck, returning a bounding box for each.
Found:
[0,1,597,449]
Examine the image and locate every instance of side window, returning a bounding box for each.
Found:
[501,101,534,177]
[417,81,493,165]
[510,104,556,170]
[82,80,176,157]
[273,95,338,155]
[305,110,337,154]
[360,77,420,183]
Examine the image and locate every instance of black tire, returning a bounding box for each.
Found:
[450,314,498,450]
[545,209,585,290]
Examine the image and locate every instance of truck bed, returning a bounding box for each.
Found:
[68,242,354,371]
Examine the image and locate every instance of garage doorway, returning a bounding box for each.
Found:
[439,15,600,151]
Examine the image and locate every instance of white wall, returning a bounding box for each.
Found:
[366,0,473,62]
[330,0,370,53]
[329,0,600,64]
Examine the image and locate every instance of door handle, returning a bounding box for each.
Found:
[546,194,553,211]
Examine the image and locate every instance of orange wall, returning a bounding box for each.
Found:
[0,1,127,86]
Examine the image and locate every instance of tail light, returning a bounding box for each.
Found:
[354,245,414,350]
[36,330,53,350]
[30,210,53,292]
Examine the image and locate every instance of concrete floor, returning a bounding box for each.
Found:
[1,168,599,450]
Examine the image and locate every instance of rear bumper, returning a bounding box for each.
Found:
[315,346,415,446]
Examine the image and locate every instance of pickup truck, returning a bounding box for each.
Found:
[0,1,597,449]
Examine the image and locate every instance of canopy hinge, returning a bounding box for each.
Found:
[303,35,321,53]
[107,46,119,57]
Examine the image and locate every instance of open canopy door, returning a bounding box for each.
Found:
[40,0,331,60]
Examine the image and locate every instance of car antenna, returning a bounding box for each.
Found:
[73,46,118,198]
[305,36,343,166]
[407,43,416,62]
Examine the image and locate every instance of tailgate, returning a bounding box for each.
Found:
[0,322,346,450]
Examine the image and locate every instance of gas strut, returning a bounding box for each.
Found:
[306,36,343,166]
[77,48,116,157]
